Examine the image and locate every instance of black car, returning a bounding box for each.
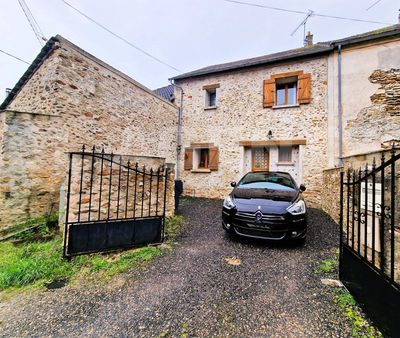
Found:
[222,171,307,242]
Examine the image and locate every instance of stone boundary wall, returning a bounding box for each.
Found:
[0,40,178,231]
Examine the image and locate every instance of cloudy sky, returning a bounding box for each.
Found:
[0,0,398,97]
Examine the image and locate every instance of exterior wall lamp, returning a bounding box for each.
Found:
[267,130,273,140]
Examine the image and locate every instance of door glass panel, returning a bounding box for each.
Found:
[253,148,268,171]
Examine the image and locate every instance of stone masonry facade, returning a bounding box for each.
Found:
[175,56,328,207]
[0,37,178,231]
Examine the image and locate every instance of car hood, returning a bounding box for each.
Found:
[232,187,299,213]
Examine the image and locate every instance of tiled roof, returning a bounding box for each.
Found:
[154,84,175,102]
[171,24,400,81]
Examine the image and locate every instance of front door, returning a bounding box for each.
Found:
[252,147,269,172]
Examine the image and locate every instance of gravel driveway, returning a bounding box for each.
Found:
[0,198,352,337]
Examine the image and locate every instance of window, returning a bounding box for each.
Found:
[278,146,292,163]
[203,83,220,108]
[199,148,209,169]
[275,77,297,106]
[184,145,219,171]
[205,88,217,108]
[263,71,311,108]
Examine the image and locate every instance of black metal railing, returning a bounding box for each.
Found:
[63,145,170,257]
[339,145,399,288]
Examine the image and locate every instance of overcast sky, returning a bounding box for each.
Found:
[0,0,398,97]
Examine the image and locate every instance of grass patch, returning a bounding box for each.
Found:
[0,214,185,293]
[165,214,187,241]
[334,288,382,337]
[316,251,382,337]
[317,258,338,273]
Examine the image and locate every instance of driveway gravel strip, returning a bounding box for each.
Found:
[0,198,352,337]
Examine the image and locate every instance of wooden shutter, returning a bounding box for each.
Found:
[263,79,275,107]
[184,148,193,170]
[209,147,219,171]
[298,73,311,104]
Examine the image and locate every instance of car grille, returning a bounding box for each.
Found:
[234,227,286,240]
[235,211,285,223]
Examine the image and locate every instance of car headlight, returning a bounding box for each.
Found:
[223,195,236,209]
[287,200,306,215]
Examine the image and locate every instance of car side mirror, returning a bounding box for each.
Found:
[299,184,306,192]
[230,182,237,187]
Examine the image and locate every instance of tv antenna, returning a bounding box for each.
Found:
[18,0,47,46]
[290,9,314,44]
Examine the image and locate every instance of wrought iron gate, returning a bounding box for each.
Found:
[339,146,400,336]
[63,146,169,257]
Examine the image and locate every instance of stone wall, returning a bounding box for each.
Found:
[0,38,178,231]
[321,167,342,223]
[175,56,328,207]
[345,68,400,155]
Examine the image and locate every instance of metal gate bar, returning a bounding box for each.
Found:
[63,145,169,257]
[339,145,399,335]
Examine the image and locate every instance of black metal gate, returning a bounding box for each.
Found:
[339,146,400,336]
[63,146,169,257]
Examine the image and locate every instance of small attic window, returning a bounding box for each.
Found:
[203,83,220,109]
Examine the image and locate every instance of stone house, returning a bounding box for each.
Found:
[0,35,178,231]
[170,25,400,211]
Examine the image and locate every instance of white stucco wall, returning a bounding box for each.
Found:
[327,38,400,167]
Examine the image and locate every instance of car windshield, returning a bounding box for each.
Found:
[238,172,296,191]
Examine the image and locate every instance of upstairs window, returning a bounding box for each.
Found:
[203,83,220,109]
[206,89,217,108]
[263,71,311,108]
[276,77,297,106]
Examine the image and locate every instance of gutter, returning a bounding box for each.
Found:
[337,44,343,167]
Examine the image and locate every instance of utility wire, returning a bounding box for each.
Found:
[18,0,47,46]
[223,0,392,25]
[366,0,383,11]
[61,0,182,72]
[0,49,30,65]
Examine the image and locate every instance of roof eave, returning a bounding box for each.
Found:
[170,47,333,81]
[0,37,59,110]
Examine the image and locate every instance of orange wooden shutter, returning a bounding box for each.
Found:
[263,79,275,107]
[209,147,219,170]
[184,148,193,170]
[298,73,311,104]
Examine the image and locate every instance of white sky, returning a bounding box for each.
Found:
[0,0,398,98]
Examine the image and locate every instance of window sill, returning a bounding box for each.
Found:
[204,106,217,110]
[191,168,211,173]
[276,162,295,166]
[272,104,300,110]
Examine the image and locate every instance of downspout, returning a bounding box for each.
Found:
[169,80,184,180]
[337,44,343,167]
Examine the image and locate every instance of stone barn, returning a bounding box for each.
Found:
[0,35,178,232]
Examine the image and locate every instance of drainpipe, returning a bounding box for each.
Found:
[169,80,184,180]
[337,44,343,167]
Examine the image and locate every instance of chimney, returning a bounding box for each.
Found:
[304,31,313,47]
